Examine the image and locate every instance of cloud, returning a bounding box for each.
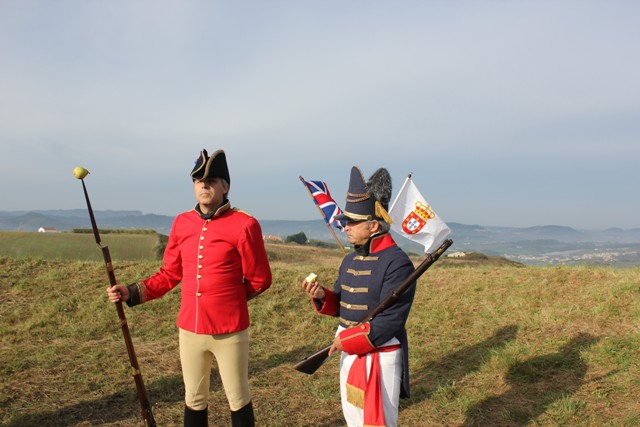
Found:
[1,1,639,228]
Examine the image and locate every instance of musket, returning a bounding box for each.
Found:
[293,238,453,375]
[75,168,157,426]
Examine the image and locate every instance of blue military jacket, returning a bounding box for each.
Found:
[315,232,416,398]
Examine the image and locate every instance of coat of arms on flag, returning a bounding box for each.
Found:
[401,201,435,235]
[389,175,451,253]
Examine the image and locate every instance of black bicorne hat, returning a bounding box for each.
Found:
[190,149,230,184]
[335,166,393,223]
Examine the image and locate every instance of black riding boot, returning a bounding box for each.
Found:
[184,406,208,427]
[230,401,255,427]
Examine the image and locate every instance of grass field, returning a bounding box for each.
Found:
[0,231,163,261]
[1,242,639,426]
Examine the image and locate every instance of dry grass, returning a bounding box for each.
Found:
[0,231,162,262]
[1,243,639,426]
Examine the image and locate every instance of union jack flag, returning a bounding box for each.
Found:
[302,179,346,231]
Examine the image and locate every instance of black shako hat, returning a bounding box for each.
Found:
[190,149,230,184]
[335,166,393,223]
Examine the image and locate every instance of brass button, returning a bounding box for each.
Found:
[199,255,203,259]
[199,245,204,249]
[203,227,208,231]
[200,236,204,240]
[198,265,203,269]
[347,304,352,309]
[197,275,202,279]
[196,292,202,297]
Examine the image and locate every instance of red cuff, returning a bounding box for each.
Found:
[339,322,375,355]
[315,288,339,315]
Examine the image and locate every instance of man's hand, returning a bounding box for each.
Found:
[106,284,130,303]
[328,335,343,356]
[301,279,326,300]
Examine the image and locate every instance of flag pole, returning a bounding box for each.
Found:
[299,176,347,256]
[389,172,413,213]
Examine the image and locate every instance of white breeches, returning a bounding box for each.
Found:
[339,347,403,427]
[179,327,251,411]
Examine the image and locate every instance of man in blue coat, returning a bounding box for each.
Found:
[301,166,416,427]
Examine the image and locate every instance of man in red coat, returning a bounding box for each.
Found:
[107,149,272,427]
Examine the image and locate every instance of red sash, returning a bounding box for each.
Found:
[345,344,401,427]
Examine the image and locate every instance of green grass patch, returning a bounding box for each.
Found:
[1,245,639,426]
[0,230,164,261]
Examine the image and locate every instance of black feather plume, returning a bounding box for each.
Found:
[366,168,392,209]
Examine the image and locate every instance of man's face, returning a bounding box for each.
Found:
[193,177,228,213]
[345,220,375,246]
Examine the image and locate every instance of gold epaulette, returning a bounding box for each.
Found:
[232,207,254,217]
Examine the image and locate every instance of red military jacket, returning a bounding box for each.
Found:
[127,202,272,335]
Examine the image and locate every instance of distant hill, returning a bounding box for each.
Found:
[0,210,175,235]
[2,210,639,266]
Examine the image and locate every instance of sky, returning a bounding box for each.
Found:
[1,1,638,230]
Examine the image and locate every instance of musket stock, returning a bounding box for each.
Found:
[293,238,453,375]
[293,345,332,374]
[80,178,157,427]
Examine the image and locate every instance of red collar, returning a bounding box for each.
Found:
[365,233,397,254]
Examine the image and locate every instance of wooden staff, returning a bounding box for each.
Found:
[74,168,156,426]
